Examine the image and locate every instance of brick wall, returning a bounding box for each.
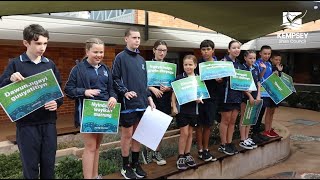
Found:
[0,44,117,124]
[136,10,213,32]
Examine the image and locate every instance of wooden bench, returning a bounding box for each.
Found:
[6,126,79,144]
[103,136,282,179]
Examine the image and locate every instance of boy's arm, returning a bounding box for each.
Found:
[64,66,86,99]
[112,58,129,96]
[52,64,64,108]
[0,60,16,87]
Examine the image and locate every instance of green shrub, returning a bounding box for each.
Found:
[0,152,23,179]
[55,156,83,179]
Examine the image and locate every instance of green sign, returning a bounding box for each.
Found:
[242,100,263,126]
[230,69,257,91]
[81,99,120,133]
[260,86,270,97]
[0,69,64,122]
[199,61,236,80]
[171,76,210,105]
[261,73,293,104]
[280,72,296,93]
[146,61,176,87]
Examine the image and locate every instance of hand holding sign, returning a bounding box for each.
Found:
[10,72,25,82]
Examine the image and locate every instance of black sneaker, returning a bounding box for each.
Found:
[185,153,196,167]
[121,164,137,179]
[229,143,239,154]
[239,140,254,150]
[258,133,271,142]
[218,144,234,155]
[141,148,152,164]
[131,162,147,178]
[176,156,188,170]
[201,149,213,161]
[251,134,263,144]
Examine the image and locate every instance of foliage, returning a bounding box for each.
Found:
[0,152,23,179]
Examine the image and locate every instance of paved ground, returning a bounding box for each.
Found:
[244,106,320,179]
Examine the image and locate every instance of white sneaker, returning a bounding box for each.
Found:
[239,140,254,150]
[246,138,258,148]
[152,151,167,166]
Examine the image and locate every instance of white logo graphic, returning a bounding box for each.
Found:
[142,64,145,70]
[103,70,108,77]
[281,11,307,29]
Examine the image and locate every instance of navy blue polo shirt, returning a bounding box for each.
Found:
[0,52,63,127]
[84,60,112,101]
[254,58,273,82]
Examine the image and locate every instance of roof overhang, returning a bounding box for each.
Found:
[0,1,319,43]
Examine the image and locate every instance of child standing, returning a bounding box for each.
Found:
[263,51,283,137]
[239,50,260,150]
[196,40,219,162]
[252,45,274,144]
[142,40,171,166]
[0,24,63,179]
[64,38,117,179]
[172,55,201,170]
[218,40,243,155]
[112,27,156,179]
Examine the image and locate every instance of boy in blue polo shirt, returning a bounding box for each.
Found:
[0,24,63,179]
[252,45,273,144]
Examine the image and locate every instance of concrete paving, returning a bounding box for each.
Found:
[244,106,320,179]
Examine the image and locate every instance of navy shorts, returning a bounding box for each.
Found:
[119,111,144,128]
[199,101,218,126]
[262,97,278,108]
[176,114,198,128]
[219,103,241,112]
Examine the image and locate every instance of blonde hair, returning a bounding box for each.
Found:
[85,38,104,50]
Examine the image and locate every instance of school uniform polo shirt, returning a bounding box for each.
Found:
[254,58,273,82]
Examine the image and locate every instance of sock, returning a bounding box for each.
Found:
[122,156,129,168]
[132,151,139,164]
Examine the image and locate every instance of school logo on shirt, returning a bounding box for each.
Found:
[142,64,145,70]
[103,70,108,77]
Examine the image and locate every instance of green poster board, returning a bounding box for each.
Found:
[81,99,120,133]
[146,61,176,87]
[0,69,64,122]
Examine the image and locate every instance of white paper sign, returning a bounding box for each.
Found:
[132,106,173,151]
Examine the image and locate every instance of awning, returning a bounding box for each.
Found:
[0,1,319,43]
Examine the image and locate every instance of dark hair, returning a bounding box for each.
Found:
[125,27,139,37]
[271,51,281,58]
[228,40,241,49]
[244,50,256,57]
[23,24,49,43]
[200,39,215,49]
[153,40,167,49]
[260,45,272,51]
[183,54,197,64]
